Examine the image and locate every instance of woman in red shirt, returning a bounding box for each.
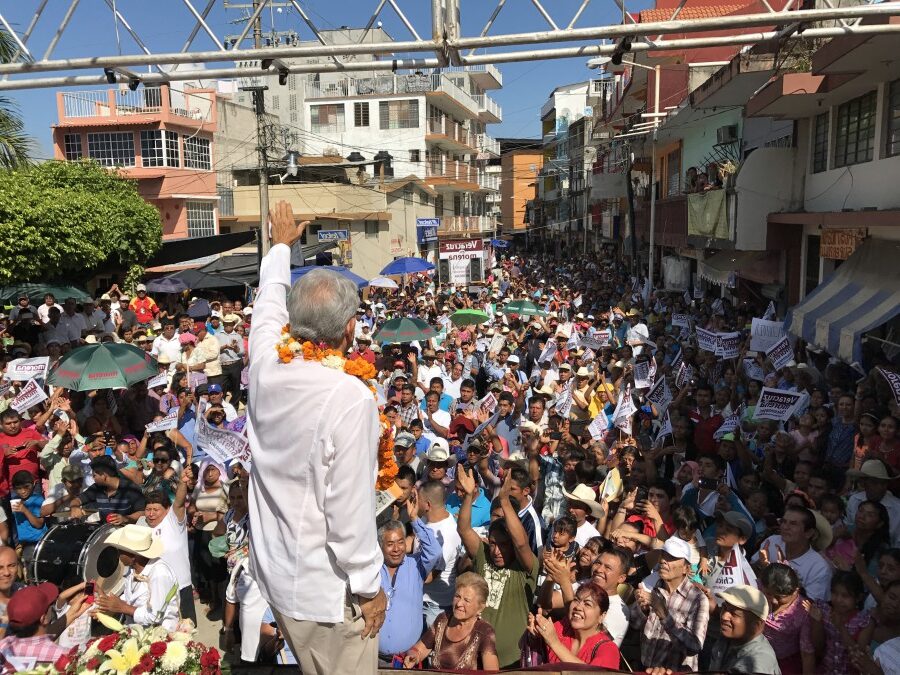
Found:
[527,581,620,668]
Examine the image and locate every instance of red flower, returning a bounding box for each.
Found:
[97,634,118,652]
[200,648,220,667]
[149,641,168,657]
[139,654,156,670]
[53,655,71,671]
[86,657,101,671]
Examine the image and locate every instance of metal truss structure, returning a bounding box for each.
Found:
[0,0,899,90]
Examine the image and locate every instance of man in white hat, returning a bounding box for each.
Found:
[93,524,180,631]
[708,585,780,674]
[216,313,246,405]
[845,459,900,547]
[633,537,709,671]
[562,484,604,546]
[247,202,385,675]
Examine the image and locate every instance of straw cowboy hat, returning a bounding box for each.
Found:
[562,483,605,519]
[847,459,891,481]
[105,524,164,559]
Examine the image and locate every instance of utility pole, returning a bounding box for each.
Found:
[647,63,661,291]
[253,0,270,257]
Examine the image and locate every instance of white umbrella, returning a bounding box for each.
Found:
[369,276,399,289]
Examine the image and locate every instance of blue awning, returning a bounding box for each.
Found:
[785,237,900,365]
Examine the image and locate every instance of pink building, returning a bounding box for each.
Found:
[52,84,219,243]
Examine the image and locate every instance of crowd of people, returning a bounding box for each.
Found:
[0,204,899,673]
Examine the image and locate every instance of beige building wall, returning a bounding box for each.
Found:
[502,150,543,233]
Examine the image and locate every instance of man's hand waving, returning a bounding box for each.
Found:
[269,201,309,248]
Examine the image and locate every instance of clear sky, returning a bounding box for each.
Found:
[3,0,651,158]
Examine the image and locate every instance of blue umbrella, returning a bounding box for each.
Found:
[380,257,435,275]
[490,239,509,249]
[145,276,189,293]
[290,265,368,289]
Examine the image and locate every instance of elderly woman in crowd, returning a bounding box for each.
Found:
[760,563,815,674]
[402,572,499,671]
[191,459,229,616]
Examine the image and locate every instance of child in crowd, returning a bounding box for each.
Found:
[858,548,900,610]
[546,515,580,561]
[808,571,873,674]
[11,469,47,564]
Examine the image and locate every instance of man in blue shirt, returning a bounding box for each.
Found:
[418,377,453,413]
[446,468,492,528]
[377,490,441,666]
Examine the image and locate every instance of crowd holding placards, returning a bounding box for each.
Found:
[0,232,900,674]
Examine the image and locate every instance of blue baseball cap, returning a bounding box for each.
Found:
[208,383,223,394]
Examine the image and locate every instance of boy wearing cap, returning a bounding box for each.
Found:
[0,583,72,669]
[708,585,781,674]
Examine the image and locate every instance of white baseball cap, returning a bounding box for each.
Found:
[661,537,692,562]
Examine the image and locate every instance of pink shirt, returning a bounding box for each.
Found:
[763,596,813,660]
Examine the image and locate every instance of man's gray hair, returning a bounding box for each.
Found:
[378,519,405,544]
[287,268,360,346]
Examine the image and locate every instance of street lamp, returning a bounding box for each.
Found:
[588,56,662,292]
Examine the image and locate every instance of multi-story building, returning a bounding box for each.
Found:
[500,140,543,237]
[52,84,219,246]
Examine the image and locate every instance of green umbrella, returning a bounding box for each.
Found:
[0,283,91,304]
[450,309,490,326]
[374,317,437,344]
[47,343,159,391]
[501,299,547,317]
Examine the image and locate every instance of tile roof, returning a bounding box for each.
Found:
[639,4,752,22]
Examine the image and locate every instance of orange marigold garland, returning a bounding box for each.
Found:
[276,325,398,490]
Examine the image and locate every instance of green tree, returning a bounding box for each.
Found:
[0,28,33,168]
[0,160,162,284]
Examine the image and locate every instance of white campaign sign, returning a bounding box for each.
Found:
[714,412,741,439]
[750,318,786,353]
[646,377,672,412]
[756,387,804,421]
[581,331,611,350]
[11,378,48,413]
[196,415,249,464]
[743,358,766,382]
[145,409,178,433]
[633,360,652,389]
[5,356,50,382]
[588,411,609,439]
[538,340,557,365]
[555,381,575,419]
[766,335,794,371]
[696,328,718,353]
[671,313,690,329]
[147,373,169,390]
[719,332,742,360]
[878,368,900,406]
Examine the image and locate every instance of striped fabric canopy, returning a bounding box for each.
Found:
[785,237,900,365]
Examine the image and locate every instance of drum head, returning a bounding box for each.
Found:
[32,522,97,588]
[82,524,126,595]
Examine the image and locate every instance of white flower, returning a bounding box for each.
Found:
[321,355,346,370]
[289,342,301,353]
[161,641,188,669]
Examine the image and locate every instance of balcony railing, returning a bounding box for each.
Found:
[426,119,473,147]
[438,215,495,233]
[473,94,502,122]
[60,86,211,122]
[425,160,477,183]
[477,133,500,156]
[432,64,503,88]
[305,74,480,115]
[479,172,501,191]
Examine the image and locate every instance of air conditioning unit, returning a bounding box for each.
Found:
[717,125,738,145]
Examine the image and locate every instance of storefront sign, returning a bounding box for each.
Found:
[416,218,439,244]
[439,239,483,259]
[821,228,866,260]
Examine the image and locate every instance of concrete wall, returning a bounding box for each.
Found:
[680,108,742,175]
[502,150,543,232]
[234,182,385,215]
[734,147,801,250]
[214,98,277,176]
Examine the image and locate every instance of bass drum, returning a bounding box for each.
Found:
[30,522,125,593]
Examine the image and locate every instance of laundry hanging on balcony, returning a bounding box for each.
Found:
[687,190,729,240]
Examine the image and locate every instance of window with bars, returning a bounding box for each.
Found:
[409,149,421,163]
[354,102,370,127]
[886,79,900,158]
[87,132,135,167]
[379,100,419,130]
[183,136,211,170]
[289,94,297,110]
[63,133,82,161]
[364,220,379,238]
[310,104,345,133]
[834,90,876,168]
[812,112,829,173]
[140,130,180,168]
[186,201,216,238]
[665,148,681,197]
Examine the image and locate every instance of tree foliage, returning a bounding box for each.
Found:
[0,28,33,169]
[0,160,162,284]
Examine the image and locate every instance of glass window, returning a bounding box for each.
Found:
[63,133,82,161]
[364,220,378,238]
[165,131,180,167]
[886,79,900,158]
[183,136,211,170]
[379,100,419,130]
[354,102,370,127]
[812,112,829,173]
[409,149,420,163]
[310,104,345,133]
[186,201,216,238]
[834,90,876,168]
[86,132,135,167]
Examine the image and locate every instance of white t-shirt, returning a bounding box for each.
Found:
[604,594,628,646]
[874,637,900,675]
[575,520,602,547]
[41,482,68,508]
[423,409,451,444]
[751,535,832,601]
[150,507,192,590]
[423,513,461,609]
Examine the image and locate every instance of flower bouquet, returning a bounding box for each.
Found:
[25,613,222,675]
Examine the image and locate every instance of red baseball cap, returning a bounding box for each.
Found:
[7,582,59,628]
[193,321,207,333]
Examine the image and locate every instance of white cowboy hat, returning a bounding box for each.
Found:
[847,459,891,481]
[105,524,164,559]
[562,483,605,519]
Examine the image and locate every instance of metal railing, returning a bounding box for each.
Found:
[305,73,480,115]
[479,172,501,191]
[477,133,500,155]
[439,215,495,232]
[426,118,473,147]
[473,94,502,121]
[59,87,209,121]
[433,64,503,87]
[115,87,162,115]
[425,159,476,183]
[61,91,113,118]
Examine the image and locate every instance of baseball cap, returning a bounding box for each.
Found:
[507,354,520,364]
[7,583,59,628]
[717,511,754,538]
[661,537,692,562]
[426,438,451,462]
[208,383,223,394]
[394,432,416,449]
[717,585,769,621]
[136,284,147,292]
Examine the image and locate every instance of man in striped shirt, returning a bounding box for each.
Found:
[78,456,146,524]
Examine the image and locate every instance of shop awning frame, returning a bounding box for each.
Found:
[698,249,781,287]
[785,237,900,365]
